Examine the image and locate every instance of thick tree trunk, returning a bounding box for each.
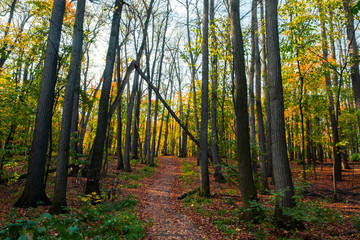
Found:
[230,0,258,220]
[266,0,296,215]
[50,0,86,214]
[14,0,66,208]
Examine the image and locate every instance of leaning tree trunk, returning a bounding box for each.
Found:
[14,0,66,208]
[50,0,86,214]
[0,0,18,69]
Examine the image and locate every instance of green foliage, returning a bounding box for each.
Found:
[117,165,156,189]
[213,208,242,236]
[179,160,198,185]
[0,195,145,239]
[351,1,360,14]
[353,215,360,230]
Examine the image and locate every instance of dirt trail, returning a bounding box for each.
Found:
[141,156,206,240]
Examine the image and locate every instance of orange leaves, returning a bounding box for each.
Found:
[64,0,76,25]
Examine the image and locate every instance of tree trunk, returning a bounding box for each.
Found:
[186,0,200,164]
[0,0,18,69]
[50,0,86,214]
[266,0,296,215]
[116,46,124,170]
[230,0,258,220]
[343,0,360,132]
[150,8,169,164]
[210,0,225,182]
[123,72,139,172]
[261,0,273,179]
[131,81,141,160]
[319,2,342,182]
[14,0,66,208]
[249,1,257,175]
[85,0,123,195]
[199,0,210,197]
[253,0,268,192]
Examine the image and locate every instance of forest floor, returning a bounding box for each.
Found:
[133,156,360,239]
[0,156,360,239]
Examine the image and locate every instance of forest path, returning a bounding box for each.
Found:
[141,156,206,240]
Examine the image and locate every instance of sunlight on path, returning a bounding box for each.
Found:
[142,157,206,240]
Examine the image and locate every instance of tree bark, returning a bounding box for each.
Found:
[123,72,139,172]
[260,0,273,179]
[0,0,18,69]
[85,0,123,195]
[253,0,268,192]
[343,0,360,132]
[199,0,210,197]
[50,0,86,214]
[210,0,225,182]
[14,0,66,208]
[116,46,124,170]
[185,0,200,164]
[230,0,258,220]
[265,0,296,214]
[319,1,342,182]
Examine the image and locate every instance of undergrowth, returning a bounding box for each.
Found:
[0,195,146,240]
[178,158,349,239]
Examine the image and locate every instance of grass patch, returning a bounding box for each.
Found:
[178,160,198,186]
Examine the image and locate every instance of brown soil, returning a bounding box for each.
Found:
[136,156,207,239]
